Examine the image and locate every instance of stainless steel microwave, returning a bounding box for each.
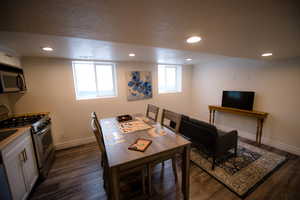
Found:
[0,70,26,93]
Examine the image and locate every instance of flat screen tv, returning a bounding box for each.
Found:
[222,91,255,111]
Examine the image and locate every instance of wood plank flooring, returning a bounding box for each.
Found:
[29,138,300,200]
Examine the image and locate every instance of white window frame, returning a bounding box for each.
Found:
[72,61,118,100]
[158,64,182,94]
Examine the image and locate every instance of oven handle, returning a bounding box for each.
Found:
[35,125,51,136]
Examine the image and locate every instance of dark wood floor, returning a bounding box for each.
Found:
[29,138,300,200]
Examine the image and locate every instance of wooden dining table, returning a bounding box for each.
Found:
[100,114,191,200]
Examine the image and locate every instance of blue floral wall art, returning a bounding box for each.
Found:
[127,71,152,101]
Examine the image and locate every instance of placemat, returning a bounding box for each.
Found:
[119,120,152,133]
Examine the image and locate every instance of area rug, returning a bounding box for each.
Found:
[190,141,286,198]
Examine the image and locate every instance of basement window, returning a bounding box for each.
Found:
[158,64,182,93]
[72,61,117,100]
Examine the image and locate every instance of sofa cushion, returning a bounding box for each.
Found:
[179,117,218,152]
[179,115,238,165]
[189,118,217,132]
[217,129,227,137]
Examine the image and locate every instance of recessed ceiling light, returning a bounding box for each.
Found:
[261,52,272,57]
[42,47,53,51]
[186,58,192,61]
[186,36,202,44]
[129,53,135,57]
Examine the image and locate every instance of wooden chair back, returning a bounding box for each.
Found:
[90,112,106,154]
[161,109,181,133]
[146,104,159,121]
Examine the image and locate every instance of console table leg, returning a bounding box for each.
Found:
[209,110,212,124]
[212,110,216,124]
[256,119,260,143]
[258,119,264,145]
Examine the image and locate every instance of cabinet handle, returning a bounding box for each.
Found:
[19,152,24,162]
[24,149,27,162]
[19,150,25,162]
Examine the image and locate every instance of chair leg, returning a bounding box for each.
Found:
[147,164,152,196]
[172,157,178,182]
[212,156,216,170]
[234,146,237,157]
[101,152,104,167]
[103,167,109,191]
[142,170,146,195]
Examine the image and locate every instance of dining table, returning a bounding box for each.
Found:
[99,114,191,200]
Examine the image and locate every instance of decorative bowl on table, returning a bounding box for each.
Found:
[117,114,133,122]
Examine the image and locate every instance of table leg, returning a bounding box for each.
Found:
[109,167,120,200]
[147,164,152,196]
[212,110,216,124]
[182,145,191,200]
[256,118,260,143]
[209,110,212,124]
[258,119,264,145]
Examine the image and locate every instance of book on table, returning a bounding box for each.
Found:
[128,138,152,152]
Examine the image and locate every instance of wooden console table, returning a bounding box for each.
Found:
[208,105,269,145]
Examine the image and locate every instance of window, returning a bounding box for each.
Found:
[158,65,182,93]
[72,61,117,100]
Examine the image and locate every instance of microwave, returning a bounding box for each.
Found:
[0,70,26,93]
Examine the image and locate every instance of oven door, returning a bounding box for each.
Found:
[0,71,26,92]
[33,125,54,169]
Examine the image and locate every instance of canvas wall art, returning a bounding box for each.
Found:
[127,71,152,101]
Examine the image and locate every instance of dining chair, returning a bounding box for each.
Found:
[90,112,148,197]
[91,112,110,190]
[161,109,182,179]
[147,109,182,195]
[91,112,105,167]
[146,104,159,121]
[161,109,182,133]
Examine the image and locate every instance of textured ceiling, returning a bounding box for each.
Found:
[0,32,228,65]
[1,0,300,60]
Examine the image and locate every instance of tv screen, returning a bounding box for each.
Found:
[222,91,255,110]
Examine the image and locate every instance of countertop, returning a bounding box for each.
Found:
[0,111,50,151]
[12,112,50,117]
[0,126,31,151]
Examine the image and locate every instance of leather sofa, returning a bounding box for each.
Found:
[179,115,238,170]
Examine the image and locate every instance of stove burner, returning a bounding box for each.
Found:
[0,114,45,129]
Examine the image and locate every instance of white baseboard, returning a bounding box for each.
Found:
[55,136,96,150]
[214,124,300,156]
[190,115,300,156]
[238,131,300,156]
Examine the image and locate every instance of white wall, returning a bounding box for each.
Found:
[0,94,13,114]
[10,57,193,149]
[6,56,300,155]
[191,57,300,155]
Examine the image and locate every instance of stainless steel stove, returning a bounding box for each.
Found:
[0,114,45,128]
[0,106,55,179]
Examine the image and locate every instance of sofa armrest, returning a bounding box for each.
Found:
[215,130,238,156]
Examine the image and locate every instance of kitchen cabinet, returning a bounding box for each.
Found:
[0,51,21,69]
[1,130,38,200]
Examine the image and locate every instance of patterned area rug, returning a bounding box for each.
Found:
[191,141,286,198]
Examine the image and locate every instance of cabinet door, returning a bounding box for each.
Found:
[0,51,21,68]
[22,136,38,192]
[3,141,27,200]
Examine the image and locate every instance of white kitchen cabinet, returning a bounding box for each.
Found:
[1,130,38,200]
[0,51,21,69]
[22,136,38,192]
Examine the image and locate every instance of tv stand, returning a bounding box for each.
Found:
[208,105,269,145]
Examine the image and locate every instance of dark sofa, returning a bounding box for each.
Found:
[179,115,238,169]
